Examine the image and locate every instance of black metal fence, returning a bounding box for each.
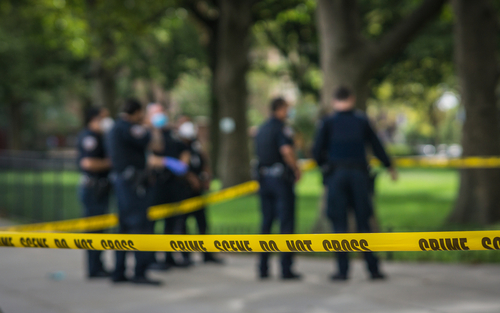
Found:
[0,150,82,223]
[0,150,253,234]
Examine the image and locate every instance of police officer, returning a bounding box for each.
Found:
[77,107,113,278]
[146,104,191,269]
[177,120,223,265]
[106,99,165,285]
[312,86,398,281]
[254,97,302,280]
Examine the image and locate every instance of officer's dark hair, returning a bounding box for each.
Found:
[333,86,353,100]
[122,98,143,115]
[270,97,287,112]
[84,107,102,127]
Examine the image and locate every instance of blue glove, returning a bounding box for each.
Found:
[163,157,188,176]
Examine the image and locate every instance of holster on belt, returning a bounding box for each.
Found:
[121,166,151,197]
[81,175,111,200]
[258,163,295,183]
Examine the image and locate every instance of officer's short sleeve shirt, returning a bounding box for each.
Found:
[107,118,151,172]
[77,129,108,177]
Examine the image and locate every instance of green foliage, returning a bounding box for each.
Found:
[253,0,319,99]
[0,0,208,148]
[0,0,89,147]
[124,8,206,91]
[172,71,210,117]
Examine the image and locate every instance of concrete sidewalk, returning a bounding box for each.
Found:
[0,243,499,313]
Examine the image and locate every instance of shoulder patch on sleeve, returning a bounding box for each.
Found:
[82,136,98,151]
[283,126,294,138]
[130,125,147,139]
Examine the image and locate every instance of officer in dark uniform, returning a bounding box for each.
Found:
[177,121,223,265]
[312,86,398,281]
[254,97,302,280]
[146,104,191,269]
[106,99,164,285]
[77,107,112,278]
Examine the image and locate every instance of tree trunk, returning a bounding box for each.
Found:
[449,0,500,225]
[208,20,220,179]
[8,100,23,150]
[214,0,252,187]
[209,80,220,177]
[316,0,445,111]
[90,59,118,116]
[316,0,371,111]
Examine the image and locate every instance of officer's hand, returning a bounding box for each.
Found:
[202,179,211,191]
[148,155,164,168]
[388,167,398,182]
[186,172,201,191]
[294,167,302,183]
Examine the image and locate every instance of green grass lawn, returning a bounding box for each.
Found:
[3,167,499,263]
[206,168,460,234]
[0,168,462,231]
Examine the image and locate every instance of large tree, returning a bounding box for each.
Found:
[316,0,446,111]
[78,0,174,116]
[186,0,302,187]
[448,0,500,225]
[0,0,83,149]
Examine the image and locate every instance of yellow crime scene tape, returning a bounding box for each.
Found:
[2,156,500,234]
[1,230,500,252]
[375,156,500,168]
[298,156,500,170]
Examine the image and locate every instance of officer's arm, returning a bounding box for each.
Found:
[277,127,301,181]
[179,150,190,165]
[366,120,398,181]
[312,120,328,164]
[280,145,301,181]
[80,158,111,172]
[366,120,391,167]
[148,128,164,153]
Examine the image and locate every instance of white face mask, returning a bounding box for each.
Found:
[100,117,115,133]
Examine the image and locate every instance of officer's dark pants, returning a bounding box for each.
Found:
[178,189,213,261]
[78,185,109,277]
[151,177,185,263]
[326,169,380,276]
[113,177,153,279]
[258,176,295,276]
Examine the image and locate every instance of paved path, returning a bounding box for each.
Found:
[0,241,499,313]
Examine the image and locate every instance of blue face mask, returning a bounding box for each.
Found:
[151,113,168,128]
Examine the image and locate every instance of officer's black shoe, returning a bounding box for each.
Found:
[370,272,386,280]
[281,272,302,280]
[204,254,224,264]
[111,275,129,283]
[176,259,194,268]
[131,276,163,286]
[88,270,111,279]
[149,262,172,271]
[258,272,270,280]
[330,273,348,281]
